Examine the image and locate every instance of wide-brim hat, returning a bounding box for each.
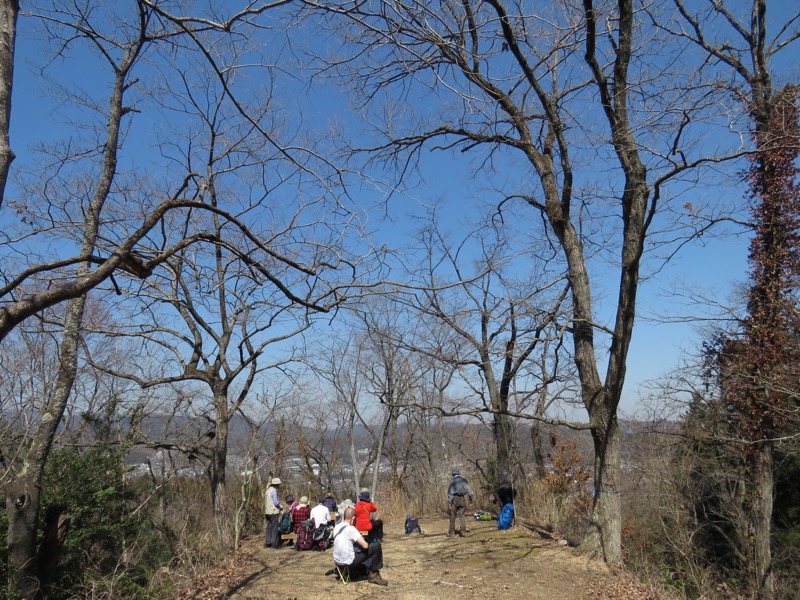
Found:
[299,496,308,506]
[270,477,282,485]
[358,491,371,501]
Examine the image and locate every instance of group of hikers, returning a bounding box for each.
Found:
[262,467,515,588]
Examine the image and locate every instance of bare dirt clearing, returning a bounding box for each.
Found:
[174,517,663,600]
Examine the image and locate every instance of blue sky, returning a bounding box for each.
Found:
[5,2,791,418]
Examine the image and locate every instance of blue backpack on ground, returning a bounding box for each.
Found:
[404,514,422,534]
[498,503,515,530]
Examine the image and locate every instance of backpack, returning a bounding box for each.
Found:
[278,511,293,535]
[404,514,422,534]
[295,519,315,551]
[498,503,515,530]
[312,523,333,550]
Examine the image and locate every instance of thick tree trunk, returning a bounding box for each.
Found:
[531,421,546,479]
[581,412,622,564]
[6,294,87,599]
[6,474,42,598]
[492,410,514,482]
[748,443,775,599]
[5,54,125,597]
[210,420,229,517]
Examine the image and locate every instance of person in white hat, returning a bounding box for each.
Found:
[264,477,283,548]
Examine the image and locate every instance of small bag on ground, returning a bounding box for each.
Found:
[404,514,422,534]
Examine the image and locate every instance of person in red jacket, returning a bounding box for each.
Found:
[354,489,383,542]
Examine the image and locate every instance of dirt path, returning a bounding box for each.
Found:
[176,517,661,600]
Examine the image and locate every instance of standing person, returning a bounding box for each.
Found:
[354,488,384,541]
[447,467,473,537]
[332,507,388,586]
[311,496,332,528]
[264,477,283,548]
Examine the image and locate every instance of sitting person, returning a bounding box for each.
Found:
[323,491,338,514]
[310,496,332,529]
[332,506,387,586]
[290,496,311,533]
[354,488,383,542]
[335,498,353,523]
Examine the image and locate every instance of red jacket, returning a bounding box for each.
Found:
[354,500,377,531]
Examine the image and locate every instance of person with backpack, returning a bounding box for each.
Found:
[332,506,388,586]
[447,467,473,537]
[494,481,516,531]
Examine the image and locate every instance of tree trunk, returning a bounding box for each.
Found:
[6,294,87,599]
[492,410,514,482]
[531,422,546,479]
[38,507,71,594]
[210,420,229,517]
[0,0,17,209]
[747,443,775,599]
[580,410,622,564]
[6,474,42,598]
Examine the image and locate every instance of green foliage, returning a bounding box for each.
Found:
[775,451,800,533]
[40,447,149,600]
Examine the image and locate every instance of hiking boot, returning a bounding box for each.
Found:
[368,572,388,587]
[447,531,454,537]
[457,531,465,537]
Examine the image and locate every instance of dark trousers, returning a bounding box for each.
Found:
[366,519,384,542]
[349,541,383,574]
[449,495,467,534]
[265,513,281,548]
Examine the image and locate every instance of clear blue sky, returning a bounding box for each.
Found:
[5,2,789,418]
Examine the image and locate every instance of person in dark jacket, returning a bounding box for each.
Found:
[447,467,474,537]
[322,491,338,514]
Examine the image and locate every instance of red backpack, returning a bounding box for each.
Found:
[295,520,315,551]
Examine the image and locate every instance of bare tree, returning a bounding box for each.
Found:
[357,300,424,494]
[392,217,572,484]
[89,42,350,523]
[0,2,348,596]
[305,0,736,564]
[309,332,378,496]
[658,2,800,596]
